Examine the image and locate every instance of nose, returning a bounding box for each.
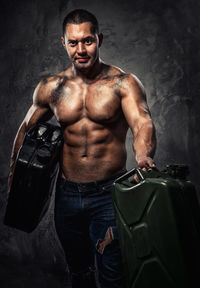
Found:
[77,42,86,54]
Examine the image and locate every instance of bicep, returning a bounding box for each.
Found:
[121,75,152,136]
[11,81,53,160]
[23,104,53,130]
[22,79,53,129]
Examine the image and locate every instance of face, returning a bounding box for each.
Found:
[61,22,103,70]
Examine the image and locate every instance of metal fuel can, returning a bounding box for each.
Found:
[112,166,200,288]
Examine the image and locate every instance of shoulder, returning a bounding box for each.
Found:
[116,71,144,91]
[33,67,72,106]
[39,67,72,91]
[106,65,143,87]
[117,73,145,99]
[104,64,126,79]
[105,65,145,96]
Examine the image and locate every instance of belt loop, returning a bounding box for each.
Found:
[95,181,100,192]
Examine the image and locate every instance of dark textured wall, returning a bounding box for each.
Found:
[0,0,200,286]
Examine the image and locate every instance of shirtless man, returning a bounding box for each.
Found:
[8,9,156,288]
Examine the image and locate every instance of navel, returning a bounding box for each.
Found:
[81,123,88,156]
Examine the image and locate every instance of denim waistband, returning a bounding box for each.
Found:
[57,170,127,190]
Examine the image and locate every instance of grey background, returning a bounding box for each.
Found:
[0,0,200,287]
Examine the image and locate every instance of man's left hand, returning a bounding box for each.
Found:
[137,156,156,171]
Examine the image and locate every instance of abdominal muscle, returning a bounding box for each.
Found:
[59,122,127,182]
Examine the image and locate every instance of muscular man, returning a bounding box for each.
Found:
[8,9,156,288]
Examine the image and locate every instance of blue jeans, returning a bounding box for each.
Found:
[54,171,126,288]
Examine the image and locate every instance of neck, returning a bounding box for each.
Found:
[72,58,103,80]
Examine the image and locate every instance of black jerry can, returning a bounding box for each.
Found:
[4,122,63,233]
[112,165,200,288]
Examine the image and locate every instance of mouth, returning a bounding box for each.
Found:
[76,57,90,63]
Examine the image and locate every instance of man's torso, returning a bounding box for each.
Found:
[44,64,129,182]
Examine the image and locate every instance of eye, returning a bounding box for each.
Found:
[84,38,93,45]
[68,40,77,47]
[85,39,91,44]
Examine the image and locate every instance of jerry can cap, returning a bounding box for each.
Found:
[165,164,189,179]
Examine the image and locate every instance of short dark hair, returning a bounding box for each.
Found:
[62,9,99,36]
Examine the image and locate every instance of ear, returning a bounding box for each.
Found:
[61,36,66,48]
[98,33,103,47]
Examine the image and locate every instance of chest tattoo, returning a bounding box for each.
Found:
[51,76,68,104]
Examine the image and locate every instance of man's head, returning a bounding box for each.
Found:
[61,9,103,71]
[62,9,99,36]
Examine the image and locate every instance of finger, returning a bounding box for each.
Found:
[147,159,156,168]
[133,174,139,183]
[151,161,156,168]
[138,160,147,169]
[142,167,147,171]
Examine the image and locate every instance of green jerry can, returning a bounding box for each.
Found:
[112,165,200,288]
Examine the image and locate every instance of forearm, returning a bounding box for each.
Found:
[133,120,156,164]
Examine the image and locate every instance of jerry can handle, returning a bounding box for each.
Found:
[114,168,146,184]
